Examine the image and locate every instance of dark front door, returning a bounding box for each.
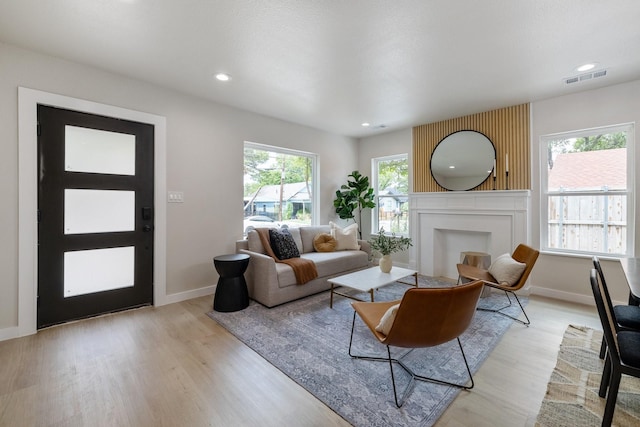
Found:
[37,105,154,328]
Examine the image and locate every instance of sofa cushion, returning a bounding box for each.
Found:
[274,251,369,289]
[247,229,266,254]
[275,251,369,288]
[248,227,302,255]
[269,228,300,260]
[299,225,331,253]
[287,227,303,254]
[313,233,337,252]
[330,221,360,251]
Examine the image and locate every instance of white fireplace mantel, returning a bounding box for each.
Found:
[409,190,531,280]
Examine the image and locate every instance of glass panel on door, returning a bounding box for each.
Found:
[64,246,135,297]
[64,189,135,234]
[65,125,136,175]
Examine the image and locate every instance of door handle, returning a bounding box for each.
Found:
[143,225,152,232]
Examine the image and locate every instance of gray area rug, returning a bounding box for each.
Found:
[535,324,640,427]
[207,275,523,427]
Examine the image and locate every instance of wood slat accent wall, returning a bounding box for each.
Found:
[413,103,530,192]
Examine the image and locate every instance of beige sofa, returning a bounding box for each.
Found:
[235,225,372,307]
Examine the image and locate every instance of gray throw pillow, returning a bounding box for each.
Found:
[269,228,300,260]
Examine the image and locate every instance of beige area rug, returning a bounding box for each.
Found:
[536,325,640,427]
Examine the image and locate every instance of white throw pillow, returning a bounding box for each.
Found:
[375,303,400,336]
[488,253,527,286]
[329,221,360,251]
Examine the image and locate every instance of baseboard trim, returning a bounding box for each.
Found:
[162,285,215,306]
[0,326,19,342]
[530,286,596,306]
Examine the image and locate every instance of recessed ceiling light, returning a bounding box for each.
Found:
[361,122,370,127]
[576,63,597,72]
[449,165,455,169]
[215,73,231,82]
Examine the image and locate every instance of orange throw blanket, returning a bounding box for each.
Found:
[256,228,318,285]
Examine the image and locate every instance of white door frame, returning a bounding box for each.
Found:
[18,87,167,336]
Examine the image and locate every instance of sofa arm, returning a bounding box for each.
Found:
[236,239,249,252]
[237,248,279,301]
[358,239,372,256]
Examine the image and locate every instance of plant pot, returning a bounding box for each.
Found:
[379,254,392,273]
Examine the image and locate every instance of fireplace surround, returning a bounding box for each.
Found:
[409,190,531,281]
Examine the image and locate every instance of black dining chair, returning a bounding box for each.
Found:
[589,268,640,427]
[592,256,640,359]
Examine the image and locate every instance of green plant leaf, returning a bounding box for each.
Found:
[368,228,412,256]
[332,171,376,233]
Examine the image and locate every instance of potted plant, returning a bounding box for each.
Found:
[333,171,375,239]
[368,228,412,272]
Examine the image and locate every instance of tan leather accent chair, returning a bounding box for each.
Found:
[348,280,484,407]
[456,243,539,326]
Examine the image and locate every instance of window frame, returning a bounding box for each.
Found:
[539,123,635,257]
[372,153,409,237]
[243,141,319,227]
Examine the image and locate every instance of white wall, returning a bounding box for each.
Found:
[0,42,358,335]
[530,79,640,305]
[357,128,413,266]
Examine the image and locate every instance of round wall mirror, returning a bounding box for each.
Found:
[430,130,496,191]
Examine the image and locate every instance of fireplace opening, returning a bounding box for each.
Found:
[434,229,491,279]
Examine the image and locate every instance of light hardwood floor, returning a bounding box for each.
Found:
[0,294,600,427]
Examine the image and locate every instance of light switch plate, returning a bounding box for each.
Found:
[168,191,184,203]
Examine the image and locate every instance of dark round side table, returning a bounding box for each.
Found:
[213,254,250,312]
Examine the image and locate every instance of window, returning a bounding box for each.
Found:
[372,154,409,235]
[243,142,318,234]
[540,124,634,256]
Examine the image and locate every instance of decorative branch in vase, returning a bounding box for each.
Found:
[368,228,412,273]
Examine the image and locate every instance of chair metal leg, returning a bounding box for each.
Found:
[348,311,358,357]
[387,345,417,408]
[387,345,399,406]
[477,289,530,326]
[349,313,474,407]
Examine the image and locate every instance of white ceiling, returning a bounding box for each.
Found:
[1,0,639,138]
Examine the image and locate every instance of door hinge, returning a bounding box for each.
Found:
[37,209,41,223]
[37,122,41,137]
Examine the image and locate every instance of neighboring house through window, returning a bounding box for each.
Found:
[372,154,409,236]
[243,142,318,234]
[540,124,634,256]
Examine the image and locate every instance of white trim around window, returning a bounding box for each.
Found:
[243,141,319,226]
[539,123,635,257]
[372,153,409,236]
